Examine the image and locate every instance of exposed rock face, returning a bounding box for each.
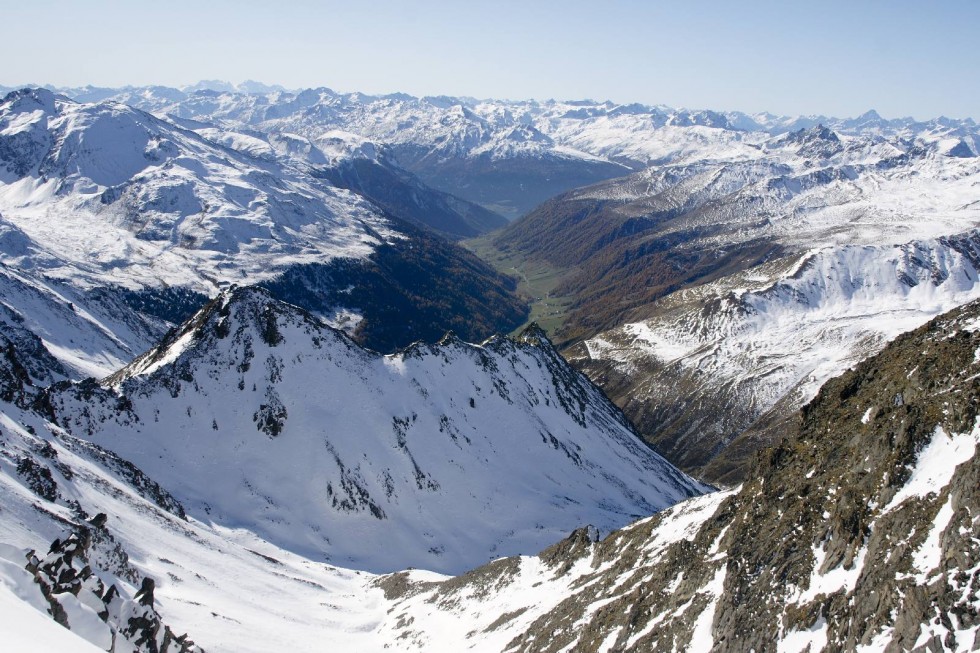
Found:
[23,515,203,652]
[377,298,980,652]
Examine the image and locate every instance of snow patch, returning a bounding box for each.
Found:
[885,422,979,512]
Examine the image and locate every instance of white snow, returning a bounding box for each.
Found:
[778,616,829,653]
[55,591,113,650]
[0,581,107,652]
[911,495,956,581]
[0,90,394,297]
[885,421,980,512]
[52,289,705,575]
[797,540,868,604]
[855,627,895,653]
[688,565,727,651]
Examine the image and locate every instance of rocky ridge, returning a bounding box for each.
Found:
[376,297,980,652]
[9,515,204,652]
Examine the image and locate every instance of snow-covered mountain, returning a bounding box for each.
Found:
[570,230,980,482]
[0,87,392,292]
[43,286,704,573]
[483,117,980,480]
[0,282,702,650]
[370,299,980,651]
[2,80,979,650]
[495,122,980,341]
[0,88,528,358]
[56,84,976,220]
[4,291,978,652]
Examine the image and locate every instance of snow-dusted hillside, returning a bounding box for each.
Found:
[484,117,980,480]
[489,119,980,344]
[44,287,704,574]
[0,88,393,294]
[570,230,980,480]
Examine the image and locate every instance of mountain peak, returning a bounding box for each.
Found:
[786,123,841,144]
[437,329,463,346]
[517,322,552,347]
[1,86,59,113]
[51,288,705,573]
[857,108,883,121]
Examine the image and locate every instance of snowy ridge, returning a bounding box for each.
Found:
[376,489,736,652]
[381,414,979,651]
[46,287,705,574]
[4,297,978,652]
[0,263,172,379]
[0,88,395,294]
[573,229,980,476]
[79,85,979,170]
[0,521,203,653]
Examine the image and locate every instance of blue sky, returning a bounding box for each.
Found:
[3,0,977,119]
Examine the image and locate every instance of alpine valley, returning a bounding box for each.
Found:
[0,82,977,652]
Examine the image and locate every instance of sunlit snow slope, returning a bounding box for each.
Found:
[0,88,393,293]
[44,287,704,574]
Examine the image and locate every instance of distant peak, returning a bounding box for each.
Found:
[182,79,237,94]
[812,123,840,140]
[2,86,59,112]
[784,123,841,146]
[517,322,552,347]
[237,80,288,94]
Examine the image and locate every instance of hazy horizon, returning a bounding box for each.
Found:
[3,0,978,121]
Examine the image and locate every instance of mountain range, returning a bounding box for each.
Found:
[0,82,978,651]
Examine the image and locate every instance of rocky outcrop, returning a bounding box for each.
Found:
[23,514,202,652]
